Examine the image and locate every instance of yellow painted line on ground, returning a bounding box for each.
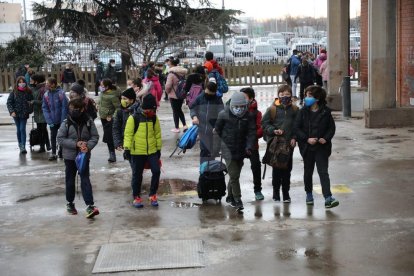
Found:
[313,184,353,194]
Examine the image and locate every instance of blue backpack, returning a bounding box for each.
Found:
[169,125,199,157]
[208,70,228,97]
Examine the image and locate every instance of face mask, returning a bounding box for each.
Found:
[304,97,317,107]
[142,110,155,118]
[280,96,292,106]
[69,109,82,119]
[121,99,130,108]
[17,83,26,90]
[99,86,105,92]
[230,105,247,117]
[110,63,115,67]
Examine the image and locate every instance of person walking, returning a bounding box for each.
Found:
[98,78,120,162]
[293,85,339,208]
[165,57,188,133]
[295,57,316,105]
[289,50,301,99]
[61,63,76,92]
[7,76,34,154]
[57,98,100,218]
[104,59,117,84]
[94,57,104,96]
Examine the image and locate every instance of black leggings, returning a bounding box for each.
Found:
[170,98,186,129]
[101,119,115,152]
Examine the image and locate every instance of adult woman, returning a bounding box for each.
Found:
[98,78,120,162]
[165,58,188,133]
[7,76,34,154]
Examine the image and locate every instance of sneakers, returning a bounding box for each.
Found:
[230,199,244,210]
[132,196,144,208]
[306,193,314,205]
[225,195,234,204]
[108,151,116,163]
[255,191,264,201]
[283,193,291,203]
[325,196,339,209]
[149,195,159,207]
[66,202,78,215]
[85,205,99,218]
[48,154,57,161]
[171,128,180,133]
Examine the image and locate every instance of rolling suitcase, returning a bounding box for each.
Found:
[29,117,41,151]
[197,159,227,203]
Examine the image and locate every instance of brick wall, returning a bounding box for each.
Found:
[360,0,368,88]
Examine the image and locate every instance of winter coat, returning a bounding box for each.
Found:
[261,100,298,142]
[56,113,99,160]
[214,106,256,161]
[143,76,163,106]
[293,104,336,157]
[104,64,117,84]
[7,88,34,119]
[247,99,263,150]
[209,60,224,76]
[288,55,301,76]
[42,87,68,125]
[320,60,328,81]
[165,66,188,100]
[98,88,120,119]
[62,69,76,84]
[295,63,316,84]
[123,112,162,156]
[31,83,47,123]
[184,73,205,92]
[112,102,139,148]
[96,62,104,81]
[313,53,327,70]
[190,92,224,137]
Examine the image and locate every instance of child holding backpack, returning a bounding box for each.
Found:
[123,94,162,208]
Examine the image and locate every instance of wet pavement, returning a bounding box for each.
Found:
[0,87,414,275]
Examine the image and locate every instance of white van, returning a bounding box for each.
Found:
[230,36,252,57]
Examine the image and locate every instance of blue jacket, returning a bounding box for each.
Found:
[42,87,68,125]
[289,55,301,76]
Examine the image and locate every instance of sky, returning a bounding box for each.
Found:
[10,0,361,20]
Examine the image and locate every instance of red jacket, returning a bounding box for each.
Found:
[248,99,263,149]
[209,60,224,76]
[143,76,163,106]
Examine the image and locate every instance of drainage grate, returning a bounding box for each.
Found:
[92,239,205,273]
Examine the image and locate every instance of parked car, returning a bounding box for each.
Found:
[207,44,234,63]
[230,36,252,57]
[267,39,289,56]
[252,44,279,62]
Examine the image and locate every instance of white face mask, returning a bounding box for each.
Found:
[110,63,115,67]
[230,105,247,117]
[18,83,26,88]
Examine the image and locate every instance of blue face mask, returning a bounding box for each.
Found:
[304,97,317,107]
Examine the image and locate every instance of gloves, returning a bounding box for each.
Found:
[123,150,131,161]
[156,150,161,159]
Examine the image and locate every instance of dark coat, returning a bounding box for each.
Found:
[7,89,34,119]
[214,106,256,161]
[262,101,298,142]
[112,102,139,148]
[190,92,224,137]
[293,104,336,157]
[295,63,316,84]
[62,69,76,83]
[96,62,104,81]
[104,64,117,84]
[31,83,47,123]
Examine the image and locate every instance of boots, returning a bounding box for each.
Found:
[19,144,27,154]
[108,151,116,163]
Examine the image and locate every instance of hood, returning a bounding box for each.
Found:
[168,66,188,76]
[318,53,327,61]
[122,101,139,112]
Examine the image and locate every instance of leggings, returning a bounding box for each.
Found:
[170,98,186,129]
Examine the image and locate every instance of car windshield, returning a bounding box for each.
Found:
[255,46,275,53]
[268,39,285,46]
[208,45,224,53]
[235,38,249,44]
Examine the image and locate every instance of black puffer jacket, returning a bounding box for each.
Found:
[7,89,34,119]
[112,102,139,148]
[190,92,224,136]
[293,104,336,157]
[214,106,256,160]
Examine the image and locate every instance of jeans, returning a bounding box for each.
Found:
[303,149,332,198]
[49,124,61,155]
[170,98,186,129]
[249,149,262,193]
[13,117,27,147]
[130,154,161,197]
[101,119,115,152]
[37,123,50,150]
[272,151,293,199]
[65,158,94,206]
[290,75,297,97]
[225,159,244,200]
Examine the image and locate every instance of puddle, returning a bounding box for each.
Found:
[170,201,201,208]
[336,136,355,141]
[277,248,320,260]
[157,179,197,195]
[16,187,65,203]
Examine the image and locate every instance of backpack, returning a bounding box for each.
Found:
[84,97,97,120]
[186,84,203,108]
[171,72,187,100]
[169,125,199,157]
[262,136,292,170]
[208,70,228,97]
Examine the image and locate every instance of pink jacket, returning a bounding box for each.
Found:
[320,60,328,81]
[165,66,188,100]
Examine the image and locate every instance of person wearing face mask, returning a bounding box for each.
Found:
[69,83,97,120]
[56,98,100,218]
[262,85,298,202]
[293,85,338,209]
[215,92,256,210]
[123,94,162,208]
[112,87,139,162]
[104,58,117,84]
[7,76,34,154]
[42,77,68,161]
[190,80,224,164]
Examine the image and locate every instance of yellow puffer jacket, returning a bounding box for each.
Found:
[123,113,162,155]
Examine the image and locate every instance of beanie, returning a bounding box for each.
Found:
[70,83,84,95]
[121,88,136,101]
[204,61,213,73]
[142,94,157,110]
[230,92,248,107]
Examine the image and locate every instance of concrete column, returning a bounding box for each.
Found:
[368,0,396,109]
[327,0,349,110]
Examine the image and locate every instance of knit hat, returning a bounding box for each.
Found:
[121,88,136,101]
[230,92,248,107]
[70,83,84,95]
[141,94,157,110]
[204,61,213,72]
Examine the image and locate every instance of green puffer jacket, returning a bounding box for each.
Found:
[31,83,47,123]
[98,89,120,119]
[123,113,162,155]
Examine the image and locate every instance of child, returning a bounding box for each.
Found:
[123,94,162,208]
[215,92,256,210]
[293,85,339,208]
[57,98,100,218]
[240,87,264,200]
[262,85,298,202]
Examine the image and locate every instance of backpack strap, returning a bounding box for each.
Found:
[270,104,277,122]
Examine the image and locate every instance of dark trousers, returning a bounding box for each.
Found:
[50,124,61,154]
[299,82,314,101]
[315,74,323,86]
[303,149,332,198]
[272,152,293,199]
[95,81,100,96]
[199,133,215,165]
[13,117,27,147]
[65,159,94,206]
[170,98,186,129]
[130,154,161,197]
[249,149,262,192]
[101,119,115,152]
[37,123,50,150]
